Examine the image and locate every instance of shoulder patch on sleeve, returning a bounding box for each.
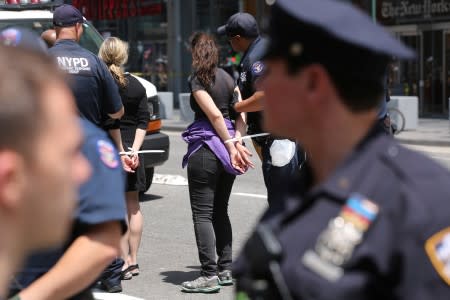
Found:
[251,61,265,76]
[425,227,450,285]
[97,140,119,169]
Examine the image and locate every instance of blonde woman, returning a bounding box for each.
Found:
[99,37,148,279]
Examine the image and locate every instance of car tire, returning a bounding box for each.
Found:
[144,167,154,192]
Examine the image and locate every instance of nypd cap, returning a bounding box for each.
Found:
[263,0,415,81]
[53,4,84,27]
[217,12,259,38]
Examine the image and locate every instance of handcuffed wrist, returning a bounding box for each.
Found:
[235,140,246,147]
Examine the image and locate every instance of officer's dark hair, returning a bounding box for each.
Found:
[0,45,63,160]
[190,32,219,88]
[284,54,385,112]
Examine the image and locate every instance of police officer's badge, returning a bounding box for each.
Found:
[240,71,247,83]
[97,140,119,169]
[425,227,450,285]
[0,28,21,47]
[251,61,265,76]
[302,194,379,282]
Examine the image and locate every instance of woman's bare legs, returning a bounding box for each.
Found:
[126,191,143,273]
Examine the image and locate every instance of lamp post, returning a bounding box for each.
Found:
[372,0,376,23]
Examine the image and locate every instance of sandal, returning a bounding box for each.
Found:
[128,264,140,276]
[120,268,133,280]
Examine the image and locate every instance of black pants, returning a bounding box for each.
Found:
[187,146,236,277]
[260,138,302,208]
[98,258,124,288]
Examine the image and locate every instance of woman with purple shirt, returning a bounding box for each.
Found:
[181,32,252,293]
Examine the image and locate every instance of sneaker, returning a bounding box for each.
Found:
[181,276,220,293]
[104,284,122,293]
[218,270,233,286]
[98,281,122,293]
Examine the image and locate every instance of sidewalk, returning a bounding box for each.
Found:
[395,119,450,147]
[160,109,189,132]
[161,109,450,147]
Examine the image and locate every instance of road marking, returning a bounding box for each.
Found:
[430,155,450,161]
[405,144,450,155]
[161,130,183,136]
[153,173,188,186]
[93,291,144,300]
[233,192,267,199]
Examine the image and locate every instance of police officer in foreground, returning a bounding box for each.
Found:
[217,12,300,207]
[0,29,90,298]
[234,0,450,299]
[10,118,127,300]
[3,28,127,299]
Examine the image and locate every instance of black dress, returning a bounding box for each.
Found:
[120,73,150,192]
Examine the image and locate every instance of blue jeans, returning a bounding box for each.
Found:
[187,146,236,277]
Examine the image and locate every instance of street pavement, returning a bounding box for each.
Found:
[119,131,267,300]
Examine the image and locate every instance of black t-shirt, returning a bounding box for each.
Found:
[119,73,149,130]
[189,68,236,120]
[49,40,123,128]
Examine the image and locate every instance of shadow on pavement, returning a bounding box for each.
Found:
[160,266,201,285]
[139,193,163,202]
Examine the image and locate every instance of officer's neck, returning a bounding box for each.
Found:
[56,30,79,43]
[241,37,257,53]
[307,109,377,186]
[0,231,27,298]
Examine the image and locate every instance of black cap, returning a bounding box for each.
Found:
[53,4,83,27]
[217,12,259,38]
[263,0,415,81]
[0,27,47,54]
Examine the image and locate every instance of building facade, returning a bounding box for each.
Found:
[380,0,450,117]
[67,0,266,104]
[353,0,450,117]
[69,0,449,117]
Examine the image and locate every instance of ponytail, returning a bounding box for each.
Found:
[99,37,129,89]
[109,64,127,88]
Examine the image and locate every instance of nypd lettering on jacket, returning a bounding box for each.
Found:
[56,56,92,74]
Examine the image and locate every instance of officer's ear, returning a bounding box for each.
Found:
[300,64,335,106]
[75,23,83,40]
[0,150,26,212]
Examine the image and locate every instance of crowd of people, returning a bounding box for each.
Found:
[1,1,450,299]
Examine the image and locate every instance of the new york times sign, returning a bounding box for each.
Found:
[378,0,450,24]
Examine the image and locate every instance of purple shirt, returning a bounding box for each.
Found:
[182,118,242,175]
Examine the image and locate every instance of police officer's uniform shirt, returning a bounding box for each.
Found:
[10,119,126,293]
[235,127,450,299]
[236,36,267,136]
[49,40,123,128]
[76,119,127,233]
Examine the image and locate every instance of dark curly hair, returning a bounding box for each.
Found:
[190,32,218,88]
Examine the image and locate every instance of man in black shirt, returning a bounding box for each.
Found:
[218,13,300,207]
[49,5,124,126]
[48,5,128,166]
